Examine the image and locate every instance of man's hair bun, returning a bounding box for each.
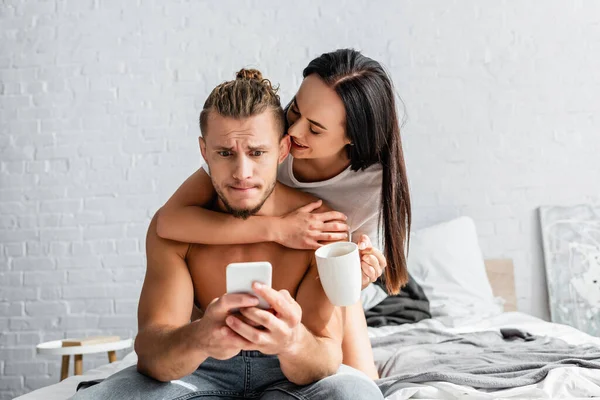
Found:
[236,68,263,81]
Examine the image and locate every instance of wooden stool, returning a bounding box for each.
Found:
[37,336,133,381]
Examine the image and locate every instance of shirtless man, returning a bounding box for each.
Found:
[70,72,382,399]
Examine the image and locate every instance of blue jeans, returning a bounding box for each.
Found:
[69,351,383,399]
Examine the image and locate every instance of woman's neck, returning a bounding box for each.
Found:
[292,151,351,183]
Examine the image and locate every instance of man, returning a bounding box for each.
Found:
[70,72,382,399]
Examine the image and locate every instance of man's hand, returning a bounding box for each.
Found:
[225,282,302,356]
[196,293,260,360]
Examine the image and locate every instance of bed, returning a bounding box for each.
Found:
[15,217,600,399]
[15,311,600,400]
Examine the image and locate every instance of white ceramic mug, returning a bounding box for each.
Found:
[315,242,362,306]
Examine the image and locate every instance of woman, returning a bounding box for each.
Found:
[157,49,411,379]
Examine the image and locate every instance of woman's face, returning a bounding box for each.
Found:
[286,74,350,160]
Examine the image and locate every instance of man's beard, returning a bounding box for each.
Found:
[214,179,276,220]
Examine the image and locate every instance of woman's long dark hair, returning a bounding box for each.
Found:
[301,49,411,295]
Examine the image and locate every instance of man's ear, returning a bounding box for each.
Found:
[199,136,207,160]
[279,135,291,164]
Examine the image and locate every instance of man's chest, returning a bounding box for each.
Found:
[186,243,311,311]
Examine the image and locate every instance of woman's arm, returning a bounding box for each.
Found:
[156,167,275,244]
[157,167,350,247]
[156,168,348,249]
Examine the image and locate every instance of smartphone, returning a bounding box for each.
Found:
[226,261,272,309]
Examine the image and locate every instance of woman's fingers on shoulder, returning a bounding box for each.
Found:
[302,237,322,250]
[315,232,349,242]
[321,222,349,233]
[298,199,322,212]
[316,210,347,222]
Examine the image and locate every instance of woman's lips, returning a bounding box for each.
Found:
[291,137,309,149]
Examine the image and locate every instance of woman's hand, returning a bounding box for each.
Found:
[274,200,349,250]
[358,234,387,289]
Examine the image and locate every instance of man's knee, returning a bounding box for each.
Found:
[315,372,383,400]
[280,366,382,400]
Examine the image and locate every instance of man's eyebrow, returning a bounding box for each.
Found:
[213,144,269,151]
[293,99,328,131]
[247,144,269,151]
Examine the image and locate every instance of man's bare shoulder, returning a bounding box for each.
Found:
[275,183,334,214]
[147,214,192,262]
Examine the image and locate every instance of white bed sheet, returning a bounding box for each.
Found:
[15,312,600,400]
[369,311,600,399]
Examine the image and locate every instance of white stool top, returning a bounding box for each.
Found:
[37,338,133,356]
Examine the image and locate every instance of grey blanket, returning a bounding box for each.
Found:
[372,327,600,396]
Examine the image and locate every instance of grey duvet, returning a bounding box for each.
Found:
[372,327,600,397]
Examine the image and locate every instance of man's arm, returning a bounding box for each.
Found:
[276,257,344,385]
[134,214,208,381]
[136,214,260,381]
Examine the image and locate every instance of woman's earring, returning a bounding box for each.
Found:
[349,142,354,146]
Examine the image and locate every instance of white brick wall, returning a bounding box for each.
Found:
[1,0,600,397]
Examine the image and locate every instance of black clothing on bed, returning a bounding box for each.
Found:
[365,273,431,327]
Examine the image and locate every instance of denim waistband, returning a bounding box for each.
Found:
[238,350,275,359]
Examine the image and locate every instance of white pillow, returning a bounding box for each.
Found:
[407,216,503,325]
